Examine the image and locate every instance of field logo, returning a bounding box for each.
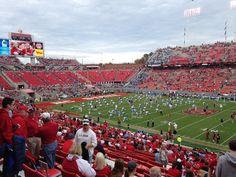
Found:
[82,94,121,100]
[52,100,75,105]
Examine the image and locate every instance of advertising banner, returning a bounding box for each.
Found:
[0,39,10,56]
[33,42,44,57]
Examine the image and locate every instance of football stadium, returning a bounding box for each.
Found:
[0,0,236,177]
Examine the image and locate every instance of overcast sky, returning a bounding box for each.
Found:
[0,0,235,64]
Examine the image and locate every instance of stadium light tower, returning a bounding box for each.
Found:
[183,1,201,46]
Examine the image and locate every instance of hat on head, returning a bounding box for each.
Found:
[65,133,74,140]
[83,119,90,125]
[18,105,28,112]
[41,112,50,119]
[177,158,182,163]
[128,161,137,171]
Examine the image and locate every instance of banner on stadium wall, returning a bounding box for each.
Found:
[10,40,34,57]
[10,32,32,41]
[33,42,44,57]
[0,39,10,56]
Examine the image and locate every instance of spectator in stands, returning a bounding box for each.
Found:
[62,133,74,154]
[26,108,41,158]
[94,152,111,176]
[12,104,28,176]
[0,97,14,157]
[95,140,106,156]
[159,144,168,167]
[74,118,97,163]
[0,97,14,177]
[36,112,58,168]
[110,158,125,177]
[124,161,137,177]
[62,143,96,177]
[149,166,161,177]
[216,139,236,177]
[167,161,181,177]
[185,169,194,177]
[81,141,89,162]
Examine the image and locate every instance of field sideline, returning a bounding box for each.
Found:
[38,93,236,151]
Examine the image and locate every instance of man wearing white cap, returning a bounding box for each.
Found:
[36,112,58,168]
[74,118,97,163]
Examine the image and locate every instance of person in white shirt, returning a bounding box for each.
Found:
[62,143,96,177]
[74,118,97,163]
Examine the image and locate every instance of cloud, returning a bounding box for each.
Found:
[0,0,235,63]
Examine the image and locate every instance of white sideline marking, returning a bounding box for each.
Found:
[221,133,236,145]
[193,119,230,139]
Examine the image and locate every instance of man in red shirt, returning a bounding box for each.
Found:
[26,108,41,158]
[36,112,58,168]
[62,133,74,154]
[167,161,182,177]
[12,104,28,176]
[0,97,14,177]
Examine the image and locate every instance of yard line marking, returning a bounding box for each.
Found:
[178,104,236,131]
[134,108,183,126]
[154,114,190,128]
[221,133,236,145]
[193,119,231,139]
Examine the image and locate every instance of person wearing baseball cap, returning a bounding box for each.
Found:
[74,118,97,163]
[36,112,58,168]
[124,161,137,177]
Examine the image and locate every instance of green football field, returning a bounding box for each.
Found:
[50,94,236,151]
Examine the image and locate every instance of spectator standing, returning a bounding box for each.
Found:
[0,97,14,177]
[74,119,97,163]
[36,112,58,168]
[26,108,41,158]
[159,144,168,167]
[12,105,28,176]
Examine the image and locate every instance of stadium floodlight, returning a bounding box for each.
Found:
[230,0,236,9]
[184,7,201,17]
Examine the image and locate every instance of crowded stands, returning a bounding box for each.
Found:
[147,42,236,66]
[1,97,230,177]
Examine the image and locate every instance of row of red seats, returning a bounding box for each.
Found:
[77,70,136,83]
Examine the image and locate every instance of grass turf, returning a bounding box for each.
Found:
[49,94,236,151]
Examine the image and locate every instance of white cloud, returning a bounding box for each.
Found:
[0,0,235,63]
